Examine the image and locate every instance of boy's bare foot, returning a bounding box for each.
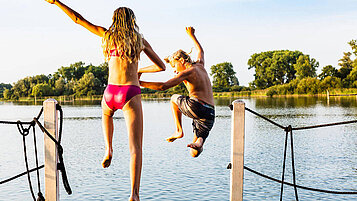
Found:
[102,148,113,168]
[187,137,204,157]
[166,131,184,142]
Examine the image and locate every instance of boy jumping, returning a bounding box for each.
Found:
[139,27,215,157]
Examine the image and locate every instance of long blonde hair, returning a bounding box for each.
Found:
[102,7,143,63]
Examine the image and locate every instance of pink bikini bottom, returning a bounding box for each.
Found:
[103,84,141,111]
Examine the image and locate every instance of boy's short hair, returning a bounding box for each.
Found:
[164,49,192,64]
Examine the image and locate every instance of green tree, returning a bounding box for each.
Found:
[294,55,318,79]
[348,39,357,56]
[32,83,53,97]
[318,65,338,80]
[64,79,75,95]
[337,52,353,80]
[12,77,32,97]
[32,74,49,84]
[346,39,357,87]
[248,50,313,89]
[266,78,300,96]
[54,77,66,95]
[73,72,101,96]
[3,88,15,100]
[320,76,342,90]
[296,77,321,94]
[344,67,357,88]
[0,83,12,98]
[210,62,239,92]
[58,61,87,82]
[85,62,108,91]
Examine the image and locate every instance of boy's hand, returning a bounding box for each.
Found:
[186,27,195,36]
[45,0,56,4]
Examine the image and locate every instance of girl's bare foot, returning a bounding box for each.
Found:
[102,148,113,168]
[166,131,184,142]
[129,193,139,201]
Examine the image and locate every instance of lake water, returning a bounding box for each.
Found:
[0,96,357,200]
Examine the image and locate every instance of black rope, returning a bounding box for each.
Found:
[20,121,36,200]
[226,164,357,194]
[292,120,357,131]
[32,123,44,201]
[0,105,71,199]
[16,120,45,201]
[33,118,61,148]
[0,120,33,125]
[0,107,42,126]
[290,128,299,201]
[244,106,357,132]
[33,105,72,195]
[228,105,357,198]
[244,107,286,130]
[56,105,72,195]
[57,104,63,144]
[243,166,357,194]
[0,165,44,185]
[280,129,289,201]
[57,103,72,195]
[36,107,43,120]
[16,120,33,136]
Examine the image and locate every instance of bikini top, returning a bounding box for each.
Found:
[110,47,124,58]
[110,49,123,57]
[109,40,145,58]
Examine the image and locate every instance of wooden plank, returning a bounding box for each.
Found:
[44,99,59,201]
[230,100,245,201]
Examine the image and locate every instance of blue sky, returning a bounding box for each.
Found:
[1,0,357,85]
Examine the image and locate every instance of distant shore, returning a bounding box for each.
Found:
[1,88,357,103]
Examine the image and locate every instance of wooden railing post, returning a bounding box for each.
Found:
[230,100,245,201]
[43,99,59,201]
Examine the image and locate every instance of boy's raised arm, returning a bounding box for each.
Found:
[186,27,204,64]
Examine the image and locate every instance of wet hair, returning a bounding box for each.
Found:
[102,7,143,63]
[164,49,193,65]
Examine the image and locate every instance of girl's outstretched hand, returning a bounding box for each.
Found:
[186,27,195,36]
[45,0,56,4]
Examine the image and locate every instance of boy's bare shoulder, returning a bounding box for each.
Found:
[193,61,204,67]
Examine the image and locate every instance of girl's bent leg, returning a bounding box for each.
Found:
[122,95,143,201]
[102,99,114,168]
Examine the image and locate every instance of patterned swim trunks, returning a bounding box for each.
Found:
[174,95,215,141]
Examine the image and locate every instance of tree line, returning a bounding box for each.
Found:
[247,40,356,96]
[207,39,357,94]
[0,61,207,99]
[1,39,356,99]
[2,61,108,99]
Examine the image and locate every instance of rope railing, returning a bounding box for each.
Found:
[0,103,71,200]
[228,104,357,200]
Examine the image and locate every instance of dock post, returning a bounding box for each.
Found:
[230,100,245,201]
[43,99,59,201]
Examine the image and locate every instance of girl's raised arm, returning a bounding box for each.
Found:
[45,0,106,37]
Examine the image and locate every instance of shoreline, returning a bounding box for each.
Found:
[1,90,357,102]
